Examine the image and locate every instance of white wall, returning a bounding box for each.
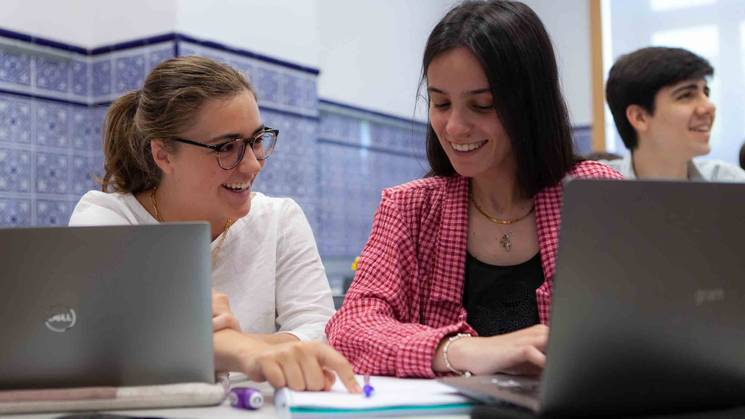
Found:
[315,0,594,123]
[522,0,593,126]
[316,0,452,120]
[0,0,177,46]
[0,1,594,126]
[175,0,321,68]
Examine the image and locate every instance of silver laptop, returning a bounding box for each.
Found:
[0,223,214,389]
[442,179,745,416]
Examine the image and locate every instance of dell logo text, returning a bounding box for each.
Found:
[45,307,77,333]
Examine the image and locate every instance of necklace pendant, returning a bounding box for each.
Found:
[499,232,513,252]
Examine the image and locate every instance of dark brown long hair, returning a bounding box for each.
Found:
[422,0,576,198]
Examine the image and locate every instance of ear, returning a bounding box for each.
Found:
[150,140,176,175]
[625,104,651,134]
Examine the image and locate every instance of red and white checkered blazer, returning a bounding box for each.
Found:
[326,161,623,377]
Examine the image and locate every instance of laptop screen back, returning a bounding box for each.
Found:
[0,223,214,389]
[542,180,745,416]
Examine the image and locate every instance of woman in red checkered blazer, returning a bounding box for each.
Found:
[326,0,623,378]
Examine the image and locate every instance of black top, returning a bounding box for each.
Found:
[462,252,545,337]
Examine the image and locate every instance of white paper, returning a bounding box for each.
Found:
[276,375,470,410]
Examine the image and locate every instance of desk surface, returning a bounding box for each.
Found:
[6,380,470,419]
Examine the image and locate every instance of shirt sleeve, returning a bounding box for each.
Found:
[273,199,335,342]
[325,190,471,378]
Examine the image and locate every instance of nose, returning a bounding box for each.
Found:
[445,107,472,139]
[697,95,716,117]
[237,145,263,174]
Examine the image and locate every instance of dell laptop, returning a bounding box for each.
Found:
[441,179,745,417]
[0,223,214,390]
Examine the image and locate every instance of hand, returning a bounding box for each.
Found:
[239,340,362,393]
[211,289,241,332]
[435,324,548,376]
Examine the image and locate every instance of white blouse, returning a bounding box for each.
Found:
[69,190,334,342]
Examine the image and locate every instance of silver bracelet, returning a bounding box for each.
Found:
[442,333,472,377]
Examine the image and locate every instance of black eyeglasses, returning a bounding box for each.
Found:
[170,127,279,170]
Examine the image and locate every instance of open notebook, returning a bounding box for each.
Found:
[274,375,473,418]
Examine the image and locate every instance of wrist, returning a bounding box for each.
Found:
[442,333,473,376]
[215,329,270,372]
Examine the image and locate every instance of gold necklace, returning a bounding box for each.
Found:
[470,193,534,252]
[470,195,534,225]
[151,186,233,268]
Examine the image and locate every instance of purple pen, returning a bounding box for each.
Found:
[362,375,374,398]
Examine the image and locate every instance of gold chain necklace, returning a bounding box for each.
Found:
[471,195,534,225]
[470,193,534,252]
[150,186,233,268]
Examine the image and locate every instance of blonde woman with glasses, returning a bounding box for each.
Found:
[69,56,359,393]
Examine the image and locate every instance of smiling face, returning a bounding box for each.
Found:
[637,78,715,160]
[426,47,514,179]
[158,89,264,223]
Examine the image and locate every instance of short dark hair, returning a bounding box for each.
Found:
[421,0,576,198]
[739,141,745,171]
[606,47,713,151]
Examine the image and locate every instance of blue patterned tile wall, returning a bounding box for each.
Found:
[0,146,32,192]
[91,41,176,103]
[178,41,319,118]
[0,34,178,226]
[0,197,31,226]
[317,143,427,258]
[0,46,31,87]
[0,95,32,143]
[251,109,320,233]
[317,101,428,290]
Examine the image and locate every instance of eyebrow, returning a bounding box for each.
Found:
[427,87,491,95]
[670,83,700,96]
[208,124,265,143]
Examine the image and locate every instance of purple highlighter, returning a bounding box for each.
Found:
[229,386,264,410]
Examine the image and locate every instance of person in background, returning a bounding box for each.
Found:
[604,46,745,181]
[69,56,359,393]
[325,0,622,378]
[739,141,745,171]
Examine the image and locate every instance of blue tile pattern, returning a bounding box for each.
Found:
[71,59,89,97]
[36,101,70,148]
[36,56,70,94]
[148,44,175,71]
[114,54,146,94]
[0,95,32,143]
[36,199,73,226]
[0,147,32,192]
[252,109,320,232]
[0,198,31,226]
[91,59,111,98]
[0,46,31,86]
[319,112,362,144]
[36,152,69,194]
[316,115,428,260]
[71,154,101,195]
